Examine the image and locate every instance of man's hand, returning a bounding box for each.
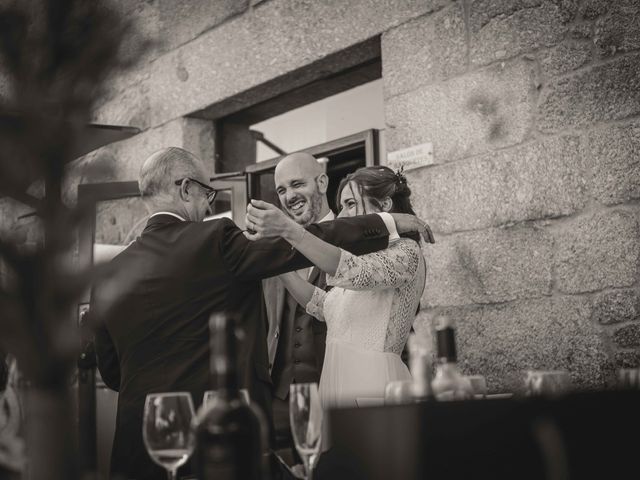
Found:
[244,199,301,242]
[390,213,435,244]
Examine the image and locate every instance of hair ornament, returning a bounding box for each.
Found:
[394,165,407,185]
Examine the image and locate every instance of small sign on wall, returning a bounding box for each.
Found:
[387,142,434,171]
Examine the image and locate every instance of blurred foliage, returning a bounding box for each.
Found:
[0,0,149,477]
[0,0,148,385]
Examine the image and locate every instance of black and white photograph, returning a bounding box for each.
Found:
[0,0,639,479]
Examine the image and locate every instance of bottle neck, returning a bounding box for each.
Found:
[210,357,239,395]
[409,350,433,400]
[436,326,457,363]
[209,315,240,395]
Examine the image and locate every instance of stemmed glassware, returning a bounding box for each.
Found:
[384,379,413,405]
[289,383,323,480]
[465,375,487,399]
[142,392,196,480]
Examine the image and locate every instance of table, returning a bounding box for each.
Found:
[319,390,640,480]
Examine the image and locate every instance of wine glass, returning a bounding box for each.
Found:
[142,392,196,480]
[384,379,413,405]
[289,383,323,480]
[465,375,487,399]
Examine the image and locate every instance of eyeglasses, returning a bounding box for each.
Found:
[174,178,217,205]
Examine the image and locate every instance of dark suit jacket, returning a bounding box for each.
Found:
[91,213,389,480]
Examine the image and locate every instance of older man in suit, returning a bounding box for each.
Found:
[91,147,425,480]
[262,152,334,456]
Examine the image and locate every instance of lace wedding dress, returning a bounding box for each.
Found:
[305,238,427,409]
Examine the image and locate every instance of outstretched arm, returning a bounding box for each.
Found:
[244,200,434,276]
[219,213,389,281]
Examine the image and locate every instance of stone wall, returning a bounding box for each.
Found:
[1,0,638,393]
[383,0,640,392]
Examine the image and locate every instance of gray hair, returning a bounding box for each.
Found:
[139,147,203,197]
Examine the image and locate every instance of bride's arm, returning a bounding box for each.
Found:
[328,239,424,291]
[278,272,327,322]
[244,199,432,276]
[278,272,315,307]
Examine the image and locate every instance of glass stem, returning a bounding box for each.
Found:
[302,455,312,480]
[303,455,313,480]
[167,468,177,480]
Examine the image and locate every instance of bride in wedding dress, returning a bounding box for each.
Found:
[246,166,430,409]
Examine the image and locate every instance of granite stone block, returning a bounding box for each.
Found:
[586,121,640,206]
[555,209,640,293]
[382,3,467,97]
[386,58,535,161]
[436,296,612,393]
[538,54,640,132]
[408,136,587,233]
[421,225,553,307]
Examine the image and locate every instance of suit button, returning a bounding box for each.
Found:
[294,342,301,348]
[294,359,300,364]
[295,327,302,333]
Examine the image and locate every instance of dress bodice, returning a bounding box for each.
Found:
[306,238,426,355]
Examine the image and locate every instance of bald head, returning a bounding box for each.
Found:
[274,151,329,226]
[139,147,211,221]
[274,152,324,181]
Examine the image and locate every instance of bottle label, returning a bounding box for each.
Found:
[436,327,456,362]
[196,436,261,480]
[198,442,237,480]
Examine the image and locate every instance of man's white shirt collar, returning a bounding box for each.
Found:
[319,210,335,223]
[149,212,186,222]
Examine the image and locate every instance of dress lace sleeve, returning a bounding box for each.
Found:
[327,239,422,291]
[305,286,327,322]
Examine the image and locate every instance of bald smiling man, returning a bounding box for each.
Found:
[274,152,331,227]
[263,152,336,458]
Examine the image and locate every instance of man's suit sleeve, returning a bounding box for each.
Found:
[219,214,390,281]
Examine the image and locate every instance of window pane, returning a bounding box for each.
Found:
[251,79,384,162]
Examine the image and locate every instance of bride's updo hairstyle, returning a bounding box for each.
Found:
[336,166,420,243]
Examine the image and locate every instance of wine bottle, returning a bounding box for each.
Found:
[430,315,474,401]
[192,313,268,480]
[407,332,434,402]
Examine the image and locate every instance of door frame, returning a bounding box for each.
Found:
[209,173,248,229]
[76,180,140,474]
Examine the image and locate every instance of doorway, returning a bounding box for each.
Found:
[246,129,380,212]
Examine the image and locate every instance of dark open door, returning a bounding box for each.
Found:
[245,129,379,211]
